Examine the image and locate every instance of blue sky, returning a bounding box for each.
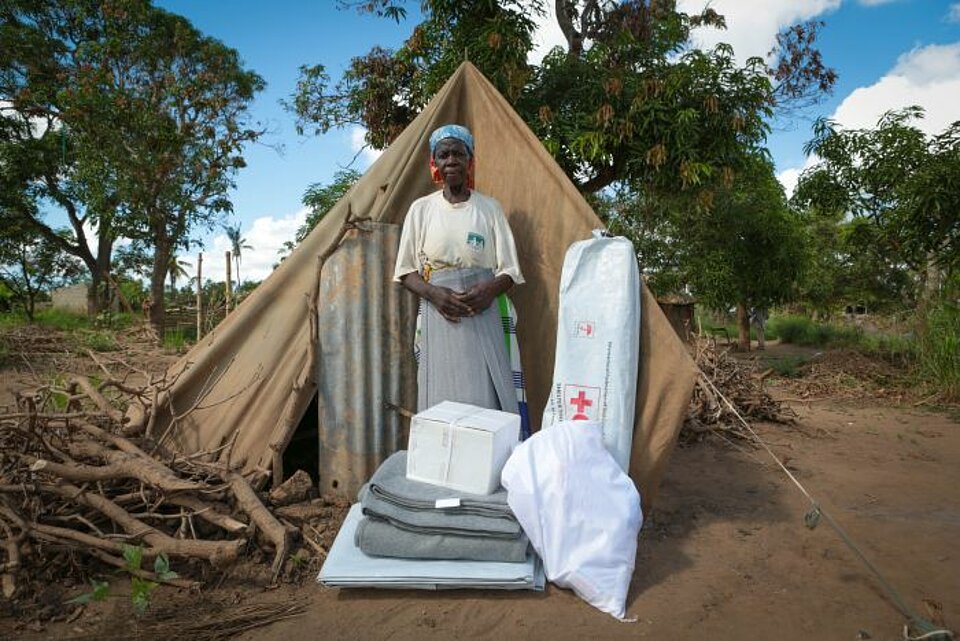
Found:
[152,0,960,283]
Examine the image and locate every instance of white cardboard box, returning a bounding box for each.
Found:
[406,401,520,495]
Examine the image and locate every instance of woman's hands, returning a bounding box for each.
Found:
[427,285,474,323]
[400,272,514,323]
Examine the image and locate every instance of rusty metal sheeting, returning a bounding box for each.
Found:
[316,223,418,499]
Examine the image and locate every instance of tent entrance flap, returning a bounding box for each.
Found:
[316,223,418,499]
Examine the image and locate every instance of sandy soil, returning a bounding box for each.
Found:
[2,336,957,641]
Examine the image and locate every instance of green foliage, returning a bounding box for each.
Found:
[767,315,857,347]
[2,0,265,326]
[611,155,808,313]
[66,546,177,615]
[916,303,960,400]
[795,108,960,276]
[766,355,808,378]
[281,169,361,258]
[768,314,913,364]
[32,308,90,331]
[80,329,119,352]
[289,2,834,198]
[162,328,192,352]
[223,223,252,286]
[67,579,110,606]
[0,223,85,320]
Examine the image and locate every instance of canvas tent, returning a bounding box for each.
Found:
[152,62,698,510]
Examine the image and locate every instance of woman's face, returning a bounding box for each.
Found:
[433,138,470,188]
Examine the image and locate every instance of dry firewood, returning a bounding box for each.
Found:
[165,495,248,534]
[269,470,313,507]
[122,401,148,437]
[56,441,203,493]
[0,522,22,599]
[222,471,289,582]
[21,482,242,566]
[274,501,335,523]
[69,376,124,424]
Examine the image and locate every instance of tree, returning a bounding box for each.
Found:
[223,223,252,287]
[795,108,960,304]
[167,252,192,296]
[1,0,265,332]
[0,221,83,320]
[599,156,807,348]
[0,97,119,315]
[291,1,834,201]
[279,169,360,258]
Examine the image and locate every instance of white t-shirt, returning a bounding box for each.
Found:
[393,190,525,285]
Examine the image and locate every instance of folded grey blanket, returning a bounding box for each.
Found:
[355,516,530,563]
[358,451,522,539]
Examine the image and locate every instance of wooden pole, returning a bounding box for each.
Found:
[225,251,233,314]
[196,253,203,340]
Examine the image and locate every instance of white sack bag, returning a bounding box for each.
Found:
[501,420,643,620]
[541,230,641,471]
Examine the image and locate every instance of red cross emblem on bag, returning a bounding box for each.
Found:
[563,385,600,421]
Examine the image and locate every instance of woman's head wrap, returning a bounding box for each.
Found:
[429,124,474,158]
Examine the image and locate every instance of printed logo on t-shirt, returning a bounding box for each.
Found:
[466,232,485,252]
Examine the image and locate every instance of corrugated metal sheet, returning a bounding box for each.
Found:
[316,223,419,498]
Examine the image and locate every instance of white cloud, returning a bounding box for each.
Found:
[948,3,960,23]
[349,127,384,168]
[201,208,308,284]
[776,154,820,198]
[677,0,841,63]
[831,42,960,134]
[777,42,960,195]
[777,167,804,198]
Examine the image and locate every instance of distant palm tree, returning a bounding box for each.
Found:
[167,253,192,295]
[223,223,253,287]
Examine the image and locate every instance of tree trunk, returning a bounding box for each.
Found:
[225,250,232,314]
[736,302,751,351]
[921,250,941,308]
[150,241,171,335]
[86,235,114,317]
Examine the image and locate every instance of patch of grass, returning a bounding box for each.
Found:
[765,355,809,378]
[33,308,91,331]
[916,303,960,400]
[767,315,862,348]
[162,328,192,352]
[80,329,119,352]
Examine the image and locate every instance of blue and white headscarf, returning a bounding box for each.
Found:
[429,124,474,158]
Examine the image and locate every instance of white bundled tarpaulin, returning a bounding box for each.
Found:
[501,420,643,620]
[541,230,641,470]
[317,505,545,591]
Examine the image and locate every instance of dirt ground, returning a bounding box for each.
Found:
[221,400,958,641]
[2,338,958,641]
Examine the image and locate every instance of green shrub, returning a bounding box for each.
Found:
[767,355,808,378]
[163,329,192,352]
[34,308,90,331]
[916,303,960,400]
[80,330,119,352]
[767,315,862,347]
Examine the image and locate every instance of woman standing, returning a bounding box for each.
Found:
[393,125,527,427]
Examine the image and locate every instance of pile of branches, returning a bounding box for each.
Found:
[0,368,310,619]
[683,339,794,445]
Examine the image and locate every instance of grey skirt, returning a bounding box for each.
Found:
[417,267,519,414]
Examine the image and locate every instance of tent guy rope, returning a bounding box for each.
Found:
[697,371,954,641]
